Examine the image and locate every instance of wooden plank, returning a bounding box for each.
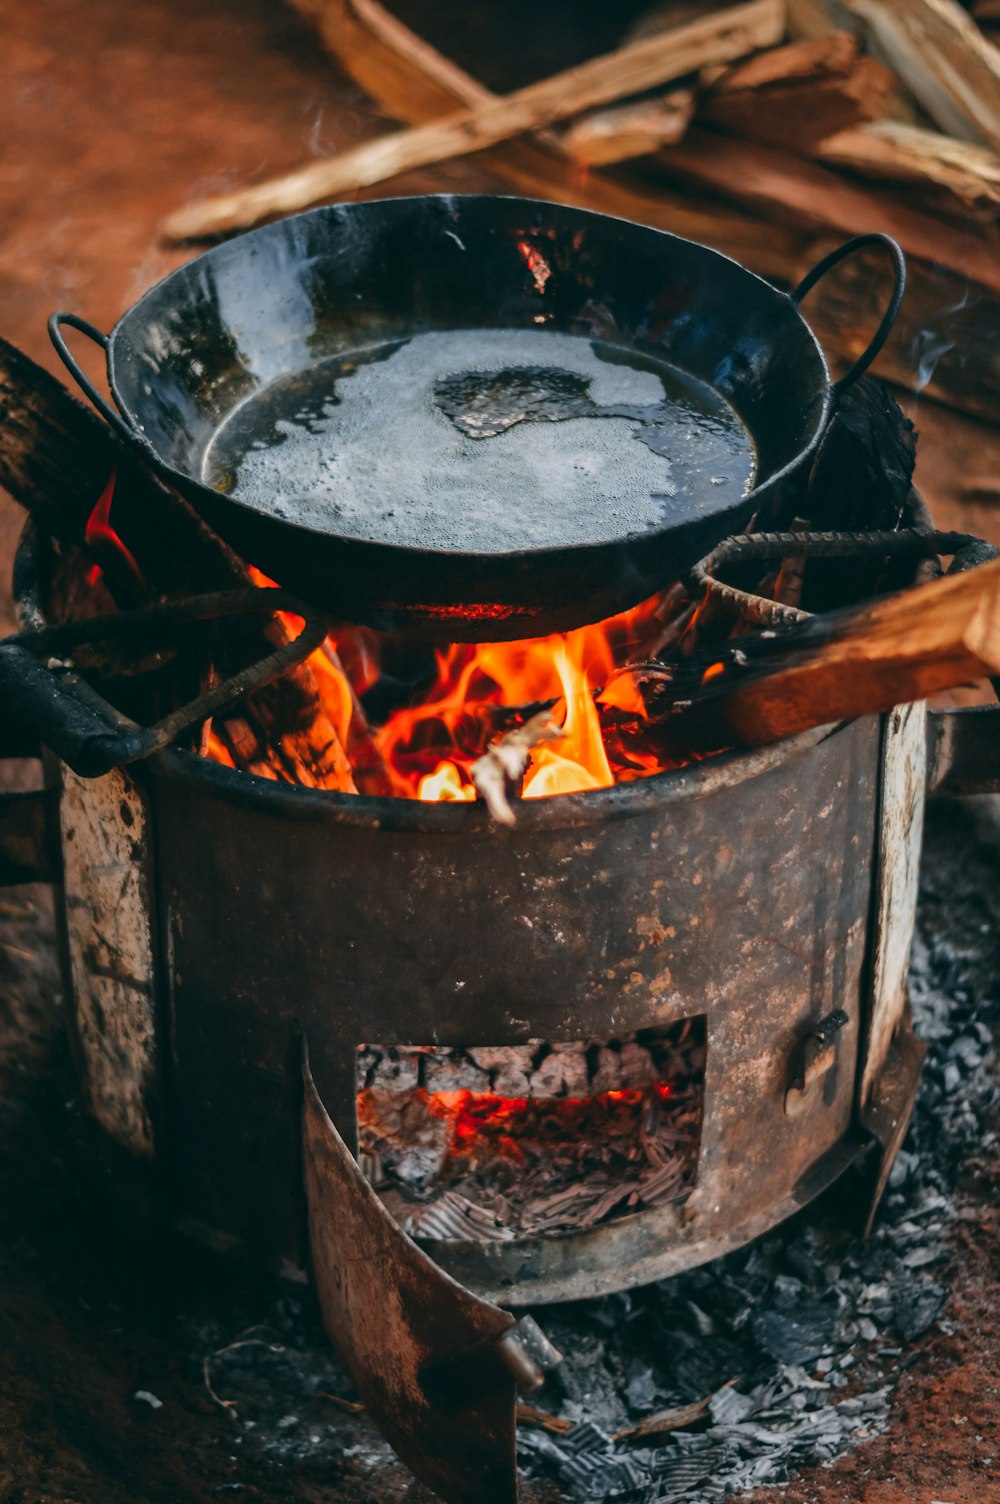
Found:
[163,0,784,240]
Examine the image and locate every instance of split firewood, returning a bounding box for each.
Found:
[700,33,897,150]
[817,120,1000,219]
[655,128,1000,295]
[673,552,1000,748]
[470,706,565,826]
[557,87,696,165]
[0,336,360,792]
[515,1404,574,1436]
[846,0,1000,151]
[163,0,784,240]
[276,0,808,285]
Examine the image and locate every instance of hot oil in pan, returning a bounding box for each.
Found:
[204,329,756,554]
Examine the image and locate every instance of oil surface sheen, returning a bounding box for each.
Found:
[204,328,756,554]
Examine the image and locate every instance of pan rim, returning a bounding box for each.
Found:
[104,194,832,568]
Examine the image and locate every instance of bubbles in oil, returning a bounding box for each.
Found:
[204,328,756,554]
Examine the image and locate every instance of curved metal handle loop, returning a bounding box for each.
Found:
[791,234,906,398]
[48,311,145,450]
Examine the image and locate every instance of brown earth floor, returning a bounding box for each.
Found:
[1,2,1000,1501]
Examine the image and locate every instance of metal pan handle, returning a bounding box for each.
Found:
[48,312,154,456]
[790,234,906,398]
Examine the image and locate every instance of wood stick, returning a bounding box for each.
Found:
[163,0,784,240]
[846,0,1000,151]
[700,33,897,149]
[557,88,696,165]
[817,119,1000,218]
[0,336,358,792]
[685,555,1000,746]
[655,127,1000,295]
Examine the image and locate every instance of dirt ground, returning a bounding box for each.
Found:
[1,2,999,1502]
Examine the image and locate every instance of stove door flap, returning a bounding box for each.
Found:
[302,1043,559,1504]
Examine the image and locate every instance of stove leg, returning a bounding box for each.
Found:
[300,1037,560,1504]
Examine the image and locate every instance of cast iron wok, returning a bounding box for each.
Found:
[50,196,904,641]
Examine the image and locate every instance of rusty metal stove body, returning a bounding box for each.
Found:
[4,525,998,1503]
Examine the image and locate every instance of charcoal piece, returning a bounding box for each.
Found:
[784,377,916,612]
[458,1044,540,1095]
[893,1280,947,1342]
[549,1334,628,1429]
[356,1046,421,1092]
[751,1299,837,1364]
[590,1046,624,1094]
[650,1440,732,1493]
[708,1385,756,1425]
[529,1047,591,1098]
[561,1420,613,1455]
[624,1364,658,1414]
[423,1051,490,1094]
[669,1333,748,1400]
[530,1433,649,1500]
[617,1041,659,1090]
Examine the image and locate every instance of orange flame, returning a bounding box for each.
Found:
[339,594,662,801]
[84,469,144,589]
[204,580,680,801]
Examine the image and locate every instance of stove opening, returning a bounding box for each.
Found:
[356,1017,705,1241]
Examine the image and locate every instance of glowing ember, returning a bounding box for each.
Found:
[517,238,552,294]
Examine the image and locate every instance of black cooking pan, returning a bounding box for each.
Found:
[50,196,903,641]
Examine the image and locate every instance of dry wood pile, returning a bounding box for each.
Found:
[163,0,1000,426]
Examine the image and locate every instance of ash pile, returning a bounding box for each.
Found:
[513,797,1000,1501]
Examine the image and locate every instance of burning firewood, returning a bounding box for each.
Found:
[469,705,566,826]
[666,543,1000,748]
[162,0,784,240]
